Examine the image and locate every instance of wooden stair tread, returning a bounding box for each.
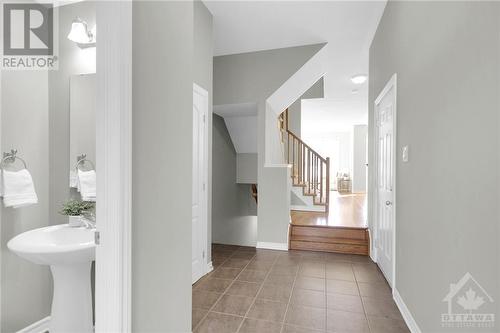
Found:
[290,235,368,245]
[290,240,368,255]
[291,225,368,240]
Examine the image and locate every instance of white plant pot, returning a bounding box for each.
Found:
[68,215,83,227]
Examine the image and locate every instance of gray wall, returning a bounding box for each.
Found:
[194,0,213,262]
[214,44,323,106]
[369,2,499,331]
[236,153,258,184]
[0,71,52,333]
[287,77,324,137]
[212,115,257,247]
[132,1,193,331]
[352,124,367,193]
[214,44,323,245]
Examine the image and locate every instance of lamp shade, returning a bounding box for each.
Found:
[67,20,92,44]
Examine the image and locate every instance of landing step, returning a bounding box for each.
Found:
[290,240,368,255]
[289,224,370,256]
[291,225,368,240]
[290,235,368,246]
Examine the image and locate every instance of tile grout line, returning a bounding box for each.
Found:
[235,252,281,333]
[197,249,386,332]
[278,252,302,333]
[353,261,373,333]
[324,256,328,333]
[193,247,251,332]
[192,248,234,331]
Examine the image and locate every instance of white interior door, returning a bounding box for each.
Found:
[374,75,396,287]
[192,84,208,283]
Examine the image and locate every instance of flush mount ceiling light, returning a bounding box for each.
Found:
[67,18,96,46]
[351,74,367,84]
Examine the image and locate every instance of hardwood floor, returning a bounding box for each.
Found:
[290,192,369,255]
[291,191,367,228]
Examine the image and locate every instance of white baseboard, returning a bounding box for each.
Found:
[17,316,50,333]
[256,242,288,251]
[368,229,377,262]
[393,289,421,333]
[290,205,326,212]
[206,261,213,274]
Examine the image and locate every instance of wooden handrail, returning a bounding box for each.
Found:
[286,130,327,163]
[279,109,330,213]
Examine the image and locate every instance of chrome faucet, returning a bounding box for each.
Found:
[81,211,96,229]
[81,218,96,229]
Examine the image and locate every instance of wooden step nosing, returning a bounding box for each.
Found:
[290,241,369,256]
[291,226,368,241]
[290,236,368,245]
[291,225,369,231]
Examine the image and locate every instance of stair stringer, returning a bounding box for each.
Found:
[259,44,328,246]
[291,186,313,206]
[265,44,328,165]
[290,185,327,212]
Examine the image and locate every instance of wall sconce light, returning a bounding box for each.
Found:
[67,18,96,47]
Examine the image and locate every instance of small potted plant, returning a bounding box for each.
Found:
[59,200,95,227]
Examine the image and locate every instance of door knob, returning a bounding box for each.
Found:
[385,201,392,206]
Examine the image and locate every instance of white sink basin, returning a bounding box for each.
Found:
[8,224,96,333]
[7,224,95,265]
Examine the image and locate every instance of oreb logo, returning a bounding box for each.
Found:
[442,272,495,329]
[2,3,58,69]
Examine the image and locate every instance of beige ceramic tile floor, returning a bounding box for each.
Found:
[192,244,410,333]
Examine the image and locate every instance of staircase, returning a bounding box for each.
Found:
[279,109,330,213]
[279,109,370,256]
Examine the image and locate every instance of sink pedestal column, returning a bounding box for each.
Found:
[50,263,93,333]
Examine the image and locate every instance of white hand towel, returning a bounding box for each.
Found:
[78,169,96,202]
[1,169,38,208]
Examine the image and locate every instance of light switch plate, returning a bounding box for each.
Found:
[402,145,409,162]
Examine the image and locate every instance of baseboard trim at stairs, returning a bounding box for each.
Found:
[256,242,288,251]
[368,228,377,262]
[17,316,50,333]
[206,261,213,274]
[290,205,326,212]
[393,289,421,333]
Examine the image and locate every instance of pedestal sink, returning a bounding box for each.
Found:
[7,224,95,333]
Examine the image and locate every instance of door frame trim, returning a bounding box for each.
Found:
[193,83,210,282]
[372,73,397,290]
[95,2,132,332]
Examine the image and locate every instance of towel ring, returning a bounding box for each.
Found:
[1,149,27,169]
[74,154,95,171]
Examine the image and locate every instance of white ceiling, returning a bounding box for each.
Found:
[205,1,386,58]
[302,98,367,135]
[204,0,387,134]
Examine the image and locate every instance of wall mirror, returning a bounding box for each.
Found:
[70,73,96,173]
